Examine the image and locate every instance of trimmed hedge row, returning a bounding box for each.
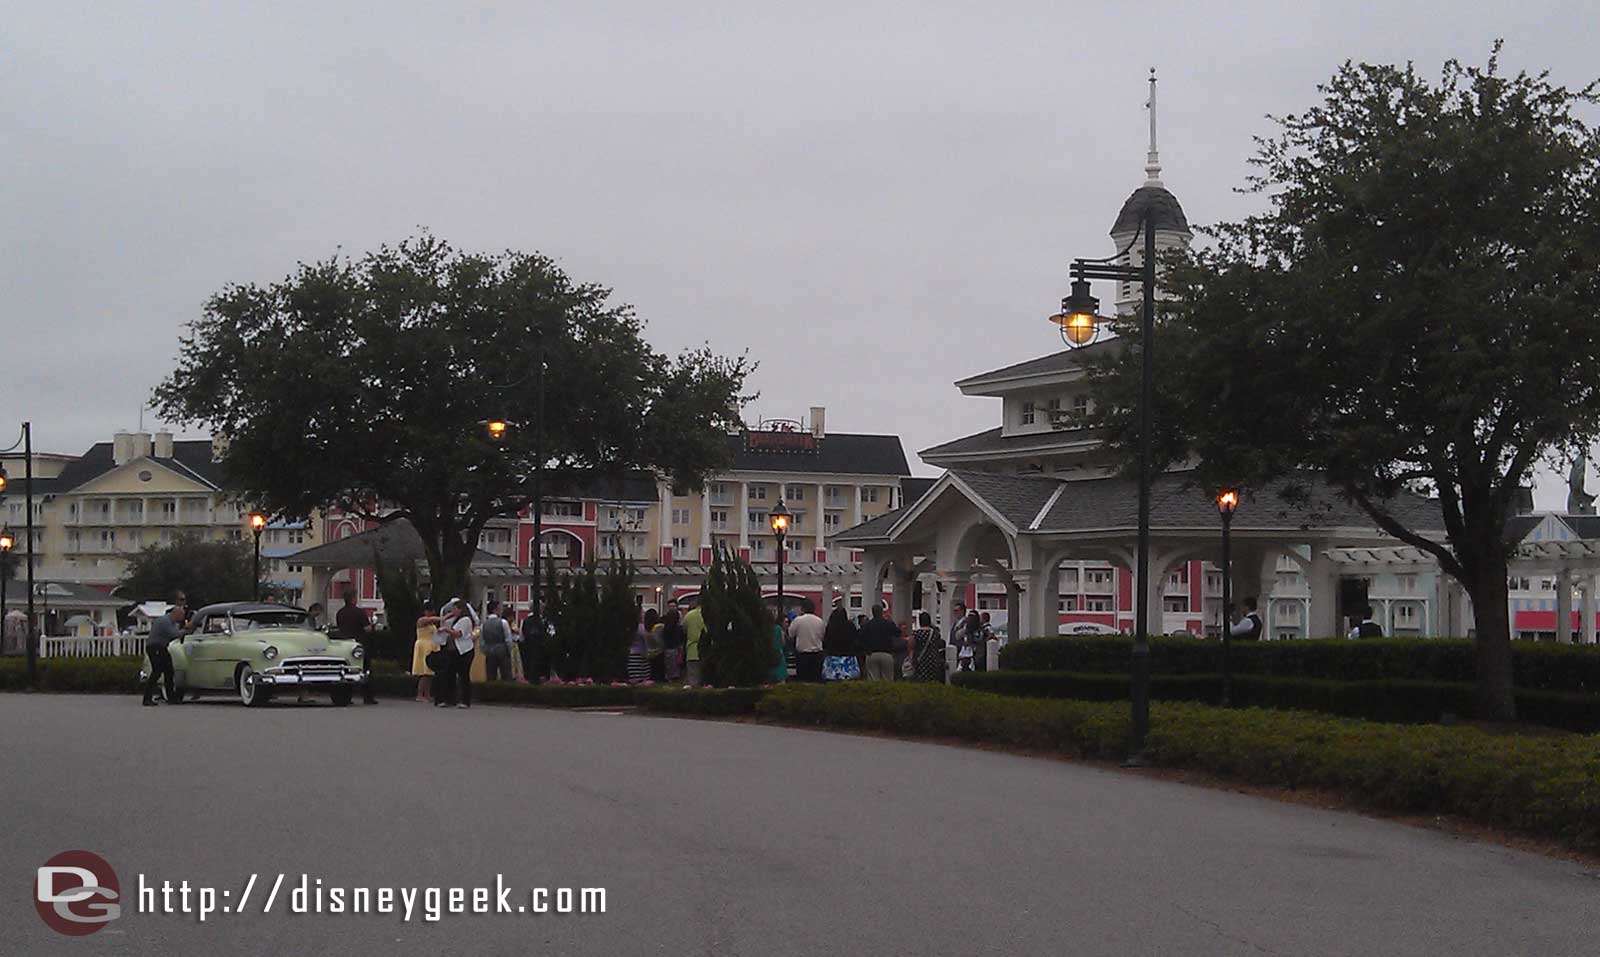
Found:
[635,687,772,716]
[757,682,1600,853]
[999,636,1600,693]
[954,670,1600,733]
[368,672,637,707]
[0,656,142,694]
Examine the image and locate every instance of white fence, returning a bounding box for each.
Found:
[39,635,146,659]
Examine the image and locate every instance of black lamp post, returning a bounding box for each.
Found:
[770,500,790,622]
[0,529,12,642]
[249,513,267,601]
[487,319,547,679]
[1050,205,1159,760]
[1217,489,1238,707]
[1,423,36,685]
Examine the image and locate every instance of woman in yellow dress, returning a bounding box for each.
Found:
[410,603,444,703]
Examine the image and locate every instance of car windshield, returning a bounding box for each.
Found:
[230,611,311,631]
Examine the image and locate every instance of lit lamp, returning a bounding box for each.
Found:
[769,501,791,625]
[0,465,8,493]
[1216,488,1238,707]
[486,419,509,442]
[248,513,268,602]
[1049,279,1105,347]
[0,528,12,630]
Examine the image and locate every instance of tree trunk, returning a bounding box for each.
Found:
[1462,556,1516,721]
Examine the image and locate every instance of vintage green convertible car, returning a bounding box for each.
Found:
[140,602,366,707]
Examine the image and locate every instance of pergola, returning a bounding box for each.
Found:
[835,468,1448,639]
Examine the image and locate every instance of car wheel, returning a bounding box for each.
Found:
[330,688,353,707]
[238,665,273,708]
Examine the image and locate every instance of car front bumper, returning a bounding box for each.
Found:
[254,668,366,687]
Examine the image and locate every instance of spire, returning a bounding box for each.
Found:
[1144,67,1162,186]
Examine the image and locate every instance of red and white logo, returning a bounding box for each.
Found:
[35,850,121,936]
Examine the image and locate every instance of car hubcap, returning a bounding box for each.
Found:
[240,667,254,704]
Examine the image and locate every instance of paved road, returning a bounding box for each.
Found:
[2,694,1595,956]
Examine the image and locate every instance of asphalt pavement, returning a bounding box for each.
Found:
[2,693,1596,956]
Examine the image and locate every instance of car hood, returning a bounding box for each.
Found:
[239,628,359,656]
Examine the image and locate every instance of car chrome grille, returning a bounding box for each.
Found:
[276,656,350,675]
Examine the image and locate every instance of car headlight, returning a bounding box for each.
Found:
[351,644,364,659]
[263,646,279,661]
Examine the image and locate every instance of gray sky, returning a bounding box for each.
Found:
[4,1,1596,506]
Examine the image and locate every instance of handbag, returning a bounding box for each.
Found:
[425,649,446,672]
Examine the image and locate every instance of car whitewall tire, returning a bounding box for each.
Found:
[238,665,272,708]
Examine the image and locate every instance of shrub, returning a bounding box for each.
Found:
[543,556,634,683]
[635,686,770,715]
[0,656,143,694]
[999,636,1600,693]
[756,682,1600,853]
[956,670,1600,733]
[369,671,636,707]
[698,544,778,687]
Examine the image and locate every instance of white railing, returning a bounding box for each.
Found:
[39,635,146,658]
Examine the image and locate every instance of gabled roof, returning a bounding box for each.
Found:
[287,520,513,569]
[920,425,1099,462]
[52,440,224,493]
[830,508,906,545]
[953,340,1125,393]
[725,432,910,477]
[901,476,939,505]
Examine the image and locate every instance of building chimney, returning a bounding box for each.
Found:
[112,432,135,466]
[809,406,826,439]
[153,431,174,458]
[133,432,154,460]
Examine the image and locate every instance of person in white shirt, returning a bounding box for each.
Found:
[789,609,827,682]
[1229,597,1264,641]
[437,598,479,708]
[1348,606,1384,639]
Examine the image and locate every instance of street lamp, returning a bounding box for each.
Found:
[0,529,12,643]
[249,513,267,601]
[1,423,35,685]
[770,501,790,622]
[485,419,509,443]
[1216,489,1238,707]
[1052,203,1159,760]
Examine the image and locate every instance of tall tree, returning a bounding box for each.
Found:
[121,536,263,609]
[1088,46,1600,719]
[155,235,752,601]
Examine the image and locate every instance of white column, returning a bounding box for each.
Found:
[816,482,829,559]
[738,482,749,553]
[1581,577,1596,644]
[699,486,712,553]
[860,552,885,613]
[657,483,671,559]
[853,484,863,529]
[1555,567,1573,643]
[1307,547,1340,638]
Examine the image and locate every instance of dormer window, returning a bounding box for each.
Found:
[1020,401,1036,426]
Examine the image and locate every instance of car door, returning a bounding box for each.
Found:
[182,614,234,689]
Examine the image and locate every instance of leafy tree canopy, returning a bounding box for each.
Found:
[1087,45,1600,717]
[154,235,753,599]
[120,536,262,610]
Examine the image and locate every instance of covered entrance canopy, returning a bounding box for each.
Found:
[834,468,1447,640]
[287,520,520,607]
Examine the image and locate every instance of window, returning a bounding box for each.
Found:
[162,501,176,520]
[753,538,769,556]
[68,503,78,520]
[1163,597,1188,613]
[1047,397,1062,421]
[672,508,691,526]
[538,535,572,559]
[1058,597,1075,612]
[823,512,842,532]
[1397,605,1417,624]
[750,484,767,501]
[1020,401,1036,426]
[128,530,142,548]
[1072,394,1090,422]
[1167,572,1183,590]
[1084,598,1111,612]
[67,530,80,551]
[786,538,802,557]
[287,564,303,574]
[1278,604,1302,622]
[710,509,730,531]
[748,510,767,528]
[784,484,805,500]
[1205,573,1222,593]
[1396,574,1417,594]
[671,536,690,555]
[544,501,582,519]
[128,502,143,520]
[1084,568,1114,589]
[99,530,115,547]
[861,487,880,504]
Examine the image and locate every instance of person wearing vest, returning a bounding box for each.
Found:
[481,599,513,681]
[1229,596,1265,641]
[1348,606,1385,639]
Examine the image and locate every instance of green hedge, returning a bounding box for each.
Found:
[635,687,771,716]
[954,670,1600,733]
[368,672,638,707]
[757,683,1600,853]
[999,636,1600,693]
[0,656,142,694]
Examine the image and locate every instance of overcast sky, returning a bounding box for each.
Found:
[4,2,1595,505]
